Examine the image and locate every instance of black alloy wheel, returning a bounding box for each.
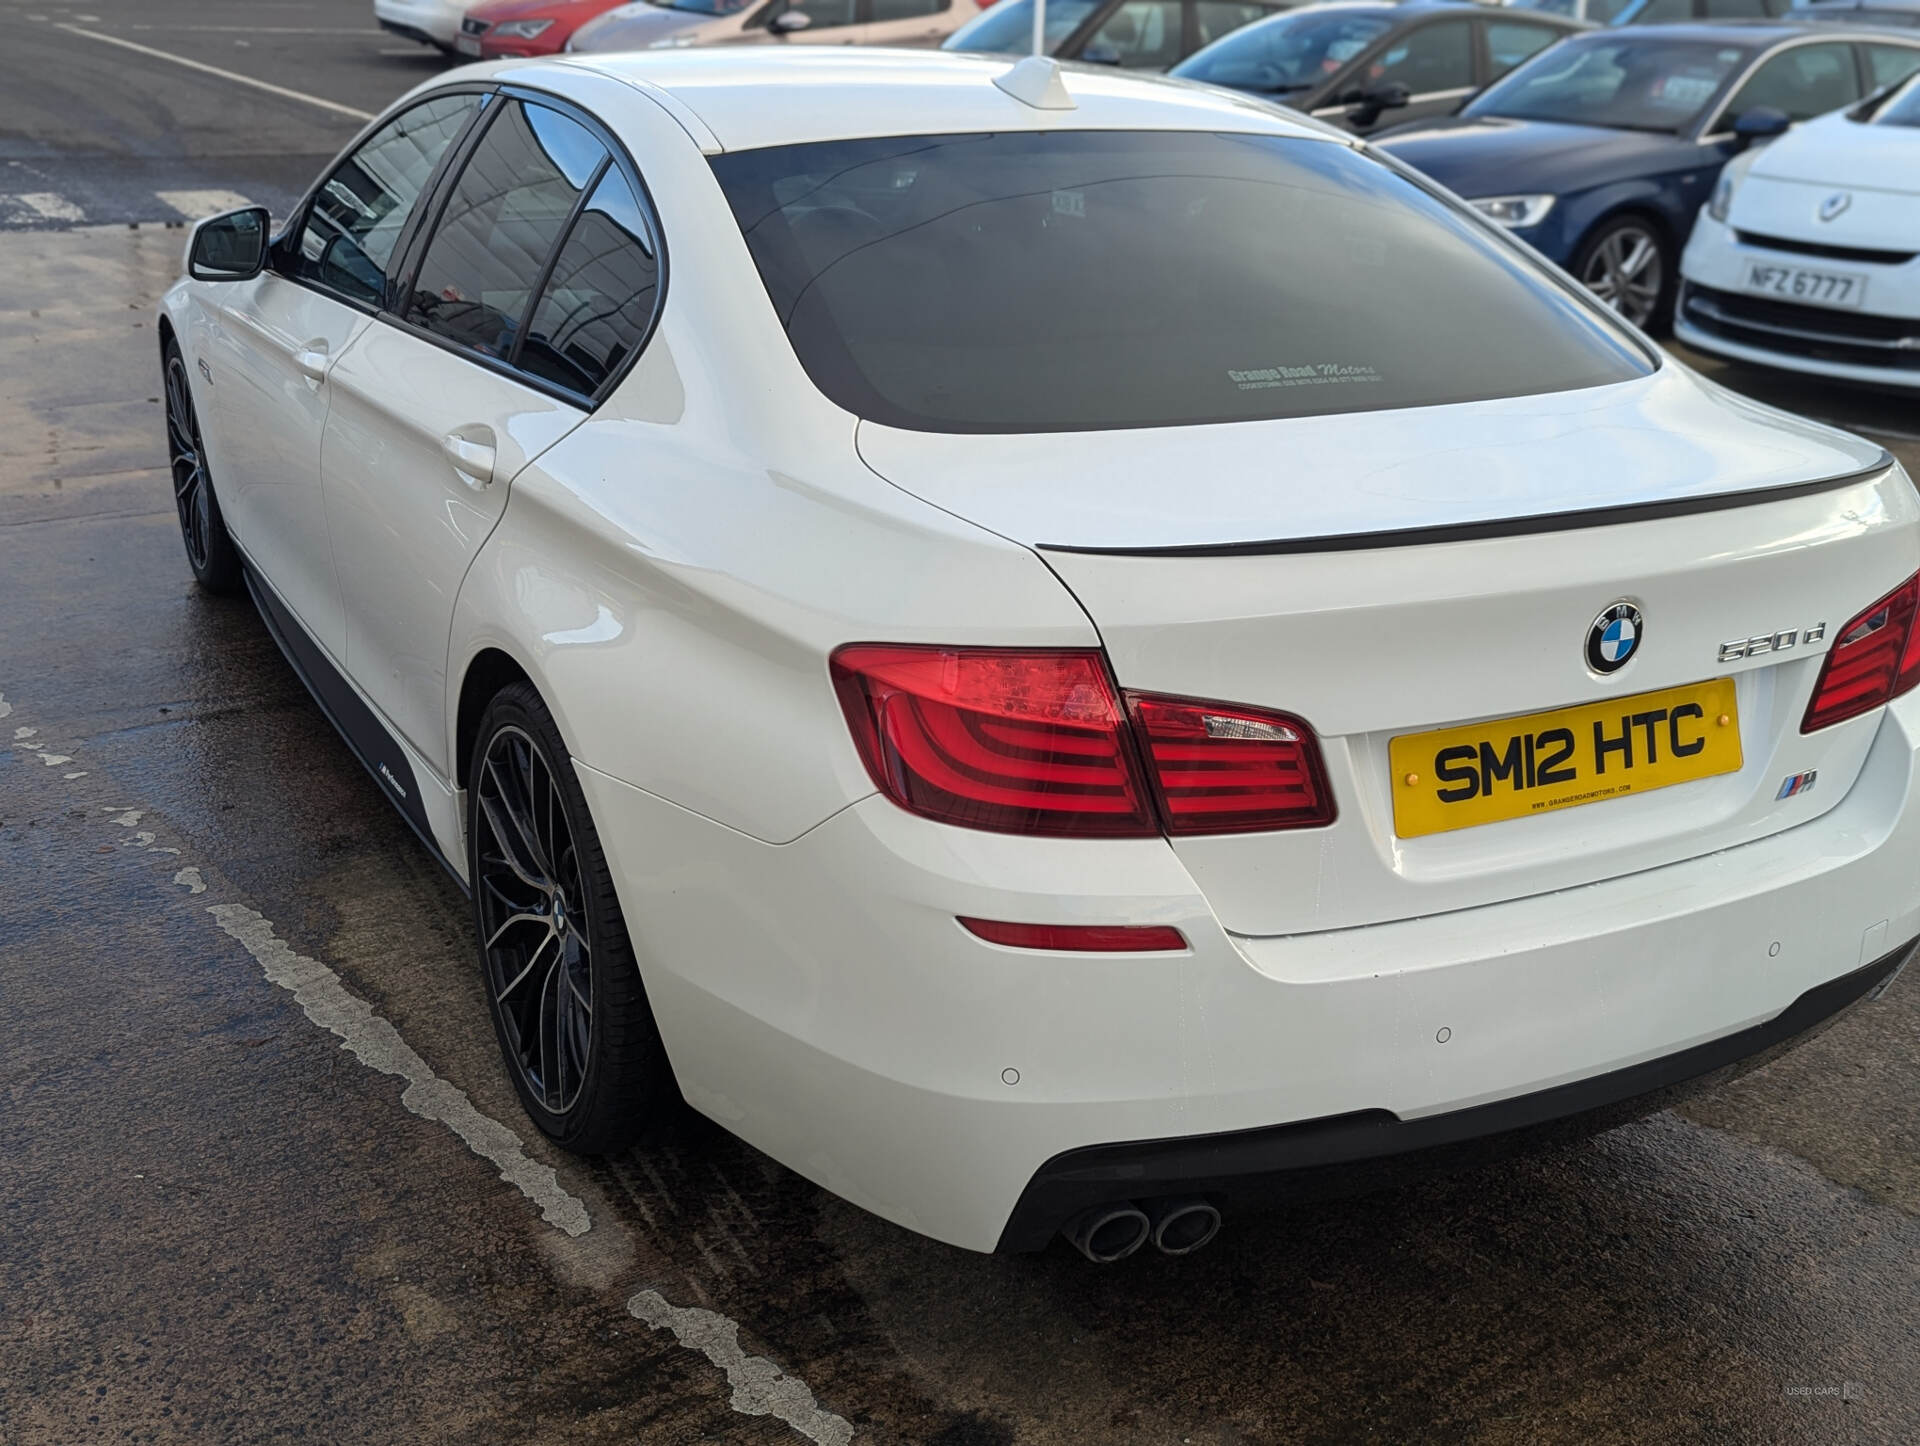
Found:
[469,683,671,1151]
[162,337,242,593]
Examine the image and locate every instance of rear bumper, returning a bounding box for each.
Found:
[580,691,1920,1254]
[997,942,1910,1251]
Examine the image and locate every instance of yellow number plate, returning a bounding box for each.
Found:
[1390,678,1742,839]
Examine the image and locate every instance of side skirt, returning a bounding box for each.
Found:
[244,564,470,895]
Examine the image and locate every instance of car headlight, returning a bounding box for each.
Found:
[1467,194,1556,229]
[1708,172,1736,225]
[491,18,554,38]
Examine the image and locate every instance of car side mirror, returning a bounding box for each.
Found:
[1080,42,1123,65]
[1343,81,1410,128]
[187,207,270,282]
[768,8,813,33]
[1730,105,1790,148]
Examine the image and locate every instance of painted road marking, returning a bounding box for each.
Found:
[156,189,255,221]
[629,1292,856,1445]
[55,27,375,121]
[208,903,594,1238]
[5,686,853,1441]
[15,192,85,222]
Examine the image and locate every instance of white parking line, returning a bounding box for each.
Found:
[55,26,374,122]
[208,903,594,1237]
[14,192,85,222]
[7,682,852,1442]
[628,1292,856,1445]
[155,189,256,221]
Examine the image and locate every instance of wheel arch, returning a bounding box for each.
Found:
[1565,192,1684,270]
[455,646,537,790]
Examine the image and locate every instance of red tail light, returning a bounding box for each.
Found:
[831,644,1335,837]
[830,645,1156,837]
[1126,693,1335,834]
[1802,572,1920,733]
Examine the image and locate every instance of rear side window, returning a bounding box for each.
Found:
[403,100,607,361]
[710,131,1648,434]
[293,92,481,307]
[1868,43,1920,91]
[518,169,661,395]
[1724,41,1860,121]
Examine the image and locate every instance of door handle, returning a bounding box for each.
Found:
[441,431,496,487]
[293,342,330,384]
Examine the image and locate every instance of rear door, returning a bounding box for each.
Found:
[203,91,483,656]
[320,93,663,776]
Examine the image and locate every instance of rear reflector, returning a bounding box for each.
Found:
[1127,693,1335,833]
[959,918,1188,952]
[831,644,1335,838]
[1803,572,1920,733]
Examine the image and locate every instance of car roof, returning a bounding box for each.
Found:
[540,47,1350,152]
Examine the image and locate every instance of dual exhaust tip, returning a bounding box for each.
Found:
[1063,1197,1222,1263]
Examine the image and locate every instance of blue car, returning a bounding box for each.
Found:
[1374,22,1920,327]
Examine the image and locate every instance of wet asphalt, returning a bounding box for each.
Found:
[4,6,1920,1443]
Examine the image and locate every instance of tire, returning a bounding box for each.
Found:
[1572,215,1673,334]
[162,335,244,595]
[467,681,674,1153]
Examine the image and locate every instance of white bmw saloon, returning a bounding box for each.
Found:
[160,49,1918,1262]
[1678,69,1920,394]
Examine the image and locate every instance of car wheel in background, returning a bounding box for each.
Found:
[1573,215,1672,333]
[468,682,675,1154]
[162,336,244,595]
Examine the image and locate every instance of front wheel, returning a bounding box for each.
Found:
[468,682,674,1153]
[162,336,243,594]
[1573,216,1672,333]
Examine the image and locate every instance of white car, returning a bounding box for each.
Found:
[160,50,1918,1261]
[375,0,469,49]
[1678,71,1920,391]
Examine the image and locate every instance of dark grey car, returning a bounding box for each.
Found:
[1171,0,1587,135]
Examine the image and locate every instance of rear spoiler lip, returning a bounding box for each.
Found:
[1035,451,1897,559]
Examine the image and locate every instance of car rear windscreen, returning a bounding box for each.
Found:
[710,130,1651,434]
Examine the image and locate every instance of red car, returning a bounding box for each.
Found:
[454,0,629,58]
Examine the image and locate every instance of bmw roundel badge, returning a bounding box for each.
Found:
[1587,602,1643,675]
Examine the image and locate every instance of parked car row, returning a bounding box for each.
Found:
[1359,22,1920,326]
[370,0,1917,374]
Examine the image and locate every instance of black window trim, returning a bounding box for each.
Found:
[371,83,673,414]
[269,84,500,318]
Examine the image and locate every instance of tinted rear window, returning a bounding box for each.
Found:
[710,131,1649,434]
